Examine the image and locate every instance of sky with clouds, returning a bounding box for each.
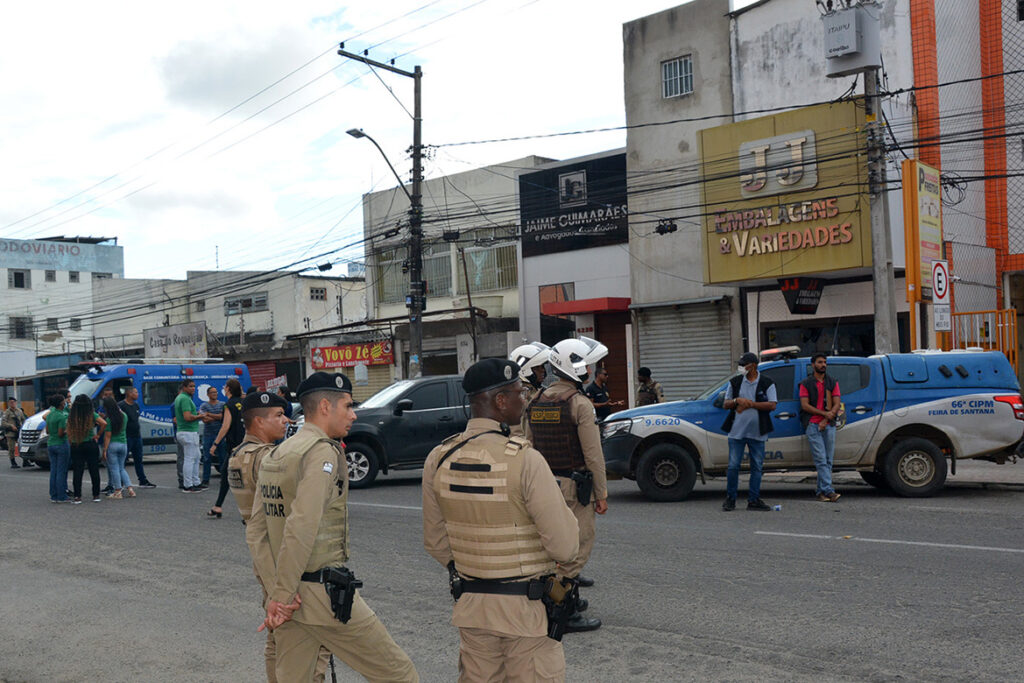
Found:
[0,0,756,281]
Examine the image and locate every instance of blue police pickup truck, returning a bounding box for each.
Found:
[601,350,1024,501]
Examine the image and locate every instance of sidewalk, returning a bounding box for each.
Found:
[761,457,1024,490]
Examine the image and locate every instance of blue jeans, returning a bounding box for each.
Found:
[47,442,71,501]
[106,441,132,490]
[202,431,224,483]
[806,422,836,495]
[127,436,147,483]
[726,437,766,501]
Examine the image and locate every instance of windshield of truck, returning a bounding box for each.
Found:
[693,372,741,400]
[359,380,414,409]
[68,374,104,399]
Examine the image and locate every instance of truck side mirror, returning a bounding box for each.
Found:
[713,391,726,409]
[394,399,414,416]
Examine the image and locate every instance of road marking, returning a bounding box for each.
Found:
[349,501,422,511]
[755,531,1024,554]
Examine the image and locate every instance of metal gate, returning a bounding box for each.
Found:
[635,300,734,402]
[951,309,1018,372]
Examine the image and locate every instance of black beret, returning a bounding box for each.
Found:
[297,371,352,397]
[463,358,519,396]
[241,391,290,412]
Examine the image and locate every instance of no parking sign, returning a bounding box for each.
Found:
[932,260,950,331]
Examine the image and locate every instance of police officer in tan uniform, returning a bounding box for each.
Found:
[524,337,609,633]
[508,342,550,438]
[246,372,418,683]
[225,390,331,683]
[423,358,579,681]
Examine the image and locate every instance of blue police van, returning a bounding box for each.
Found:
[601,349,1024,501]
[19,362,252,467]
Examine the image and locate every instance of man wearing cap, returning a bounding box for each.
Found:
[3,397,27,468]
[217,390,331,682]
[422,358,579,681]
[720,352,777,512]
[246,372,417,682]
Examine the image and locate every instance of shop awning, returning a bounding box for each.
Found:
[541,297,631,316]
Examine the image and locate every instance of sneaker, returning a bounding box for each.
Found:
[747,498,771,511]
[198,483,210,490]
[722,497,736,512]
[73,498,82,505]
[816,493,830,502]
[102,485,114,494]
[10,462,20,469]
[92,497,102,503]
[827,492,841,503]
[139,481,157,489]
[181,486,192,493]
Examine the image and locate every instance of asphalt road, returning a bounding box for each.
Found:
[2,461,1023,682]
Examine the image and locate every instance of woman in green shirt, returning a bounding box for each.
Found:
[67,395,107,503]
[102,396,134,499]
[45,394,70,503]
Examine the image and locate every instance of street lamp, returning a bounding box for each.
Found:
[346,129,413,204]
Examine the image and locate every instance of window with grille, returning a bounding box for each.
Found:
[310,287,327,301]
[92,272,112,280]
[69,271,80,283]
[457,243,518,294]
[195,300,206,312]
[69,318,82,331]
[8,270,31,289]
[9,316,33,339]
[45,270,56,282]
[47,318,58,331]
[375,250,453,304]
[662,55,694,98]
[224,292,268,315]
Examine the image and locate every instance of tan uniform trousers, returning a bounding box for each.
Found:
[272,597,418,683]
[459,627,565,683]
[556,477,595,579]
[261,587,331,682]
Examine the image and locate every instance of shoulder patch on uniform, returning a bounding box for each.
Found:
[507,436,528,448]
[322,461,334,474]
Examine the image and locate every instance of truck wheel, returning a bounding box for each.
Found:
[636,443,697,502]
[882,438,947,497]
[346,443,380,489]
[859,470,889,490]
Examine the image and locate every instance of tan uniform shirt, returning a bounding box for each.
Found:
[524,379,608,501]
[422,418,579,637]
[246,423,360,626]
[2,407,25,434]
[229,434,275,522]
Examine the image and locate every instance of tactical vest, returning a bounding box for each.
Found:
[527,389,586,471]
[258,427,349,571]
[227,439,275,522]
[434,434,556,580]
[637,382,660,406]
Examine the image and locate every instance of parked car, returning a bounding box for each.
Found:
[338,375,469,488]
[20,362,252,468]
[601,349,1024,501]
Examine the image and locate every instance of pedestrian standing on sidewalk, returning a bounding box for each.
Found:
[198,386,224,489]
[67,395,106,503]
[174,379,203,493]
[800,353,842,503]
[3,397,27,468]
[720,352,776,512]
[102,396,135,500]
[44,394,70,503]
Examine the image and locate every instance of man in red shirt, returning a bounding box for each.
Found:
[799,353,841,502]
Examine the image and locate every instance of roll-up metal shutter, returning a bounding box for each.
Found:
[352,365,394,403]
[637,301,734,402]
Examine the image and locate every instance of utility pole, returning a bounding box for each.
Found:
[339,46,424,377]
[864,68,899,354]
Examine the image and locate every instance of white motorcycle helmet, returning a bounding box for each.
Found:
[549,336,609,383]
[509,342,551,382]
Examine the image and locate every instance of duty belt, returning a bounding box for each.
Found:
[301,568,346,583]
[459,577,547,600]
[550,469,584,478]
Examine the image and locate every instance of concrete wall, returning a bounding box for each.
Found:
[622,0,739,306]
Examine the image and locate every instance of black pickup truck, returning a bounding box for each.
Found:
[342,375,469,488]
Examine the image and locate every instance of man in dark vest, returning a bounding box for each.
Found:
[720,352,776,511]
[799,353,842,502]
[524,336,608,633]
